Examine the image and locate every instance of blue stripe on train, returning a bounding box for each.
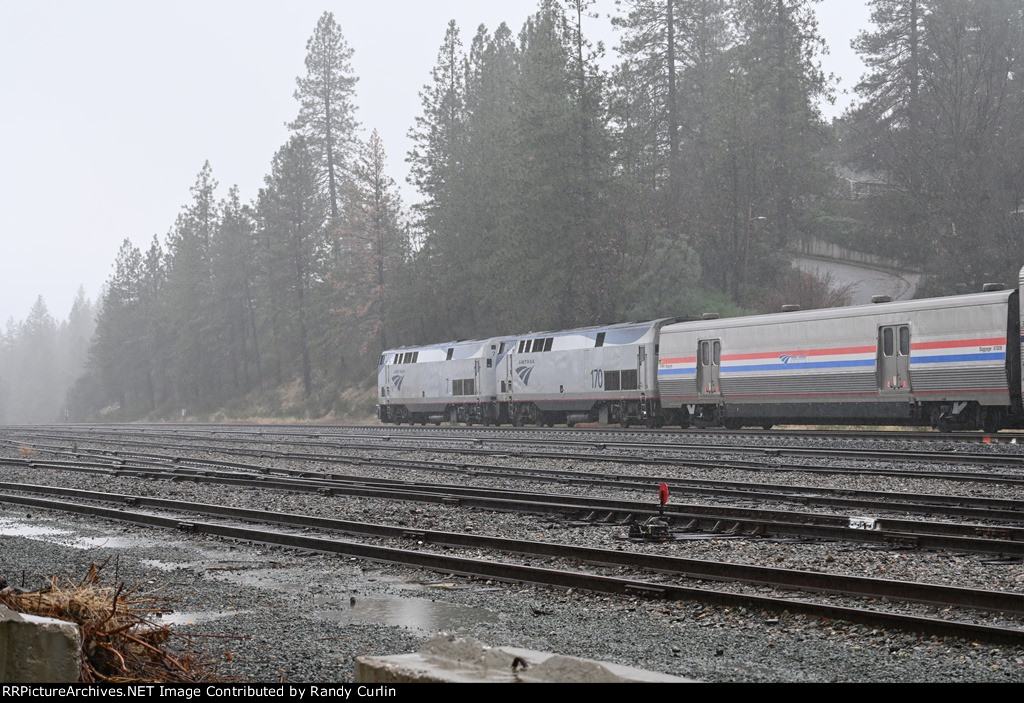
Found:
[658,352,1005,377]
[910,352,1005,364]
[721,359,875,373]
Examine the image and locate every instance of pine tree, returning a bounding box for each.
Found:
[57,286,96,416]
[213,186,261,394]
[255,136,327,399]
[291,11,360,222]
[849,0,1024,291]
[336,131,409,361]
[164,162,220,410]
[610,1,732,302]
[407,20,472,338]
[460,23,520,331]
[915,0,1024,288]
[15,297,59,422]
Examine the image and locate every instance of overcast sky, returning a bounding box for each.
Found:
[0,1,871,326]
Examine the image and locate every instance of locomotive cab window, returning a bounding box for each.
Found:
[595,332,605,348]
[446,348,454,360]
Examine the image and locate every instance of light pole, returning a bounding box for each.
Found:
[741,205,767,300]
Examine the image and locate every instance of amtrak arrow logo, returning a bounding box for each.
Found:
[391,372,405,391]
[515,366,535,386]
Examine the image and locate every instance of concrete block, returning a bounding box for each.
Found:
[0,605,81,683]
[356,634,694,683]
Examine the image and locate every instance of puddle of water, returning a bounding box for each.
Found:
[314,596,498,632]
[0,518,73,540]
[156,610,248,626]
[72,534,159,550]
[0,517,161,551]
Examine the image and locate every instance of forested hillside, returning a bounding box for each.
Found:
[4,0,1021,423]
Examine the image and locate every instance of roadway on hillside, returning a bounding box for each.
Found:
[792,255,921,305]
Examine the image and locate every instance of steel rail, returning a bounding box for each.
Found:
[5,438,1024,521]
[1,489,1022,645]
[3,464,1024,558]
[7,427,1024,470]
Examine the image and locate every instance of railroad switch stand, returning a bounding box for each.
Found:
[629,517,670,541]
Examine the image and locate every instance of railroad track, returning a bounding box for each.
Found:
[3,440,1024,556]
[2,487,1023,645]
[3,423,1023,656]
[6,428,1024,488]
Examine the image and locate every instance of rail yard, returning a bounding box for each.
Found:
[1,424,1023,682]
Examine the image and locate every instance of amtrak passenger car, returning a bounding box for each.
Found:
[658,285,1022,432]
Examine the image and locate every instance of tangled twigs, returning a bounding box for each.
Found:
[0,562,225,683]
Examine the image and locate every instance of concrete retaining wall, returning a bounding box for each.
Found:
[793,235,890,269]
[0,605,80,683]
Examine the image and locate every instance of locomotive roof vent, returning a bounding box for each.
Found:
[701,312,720,320]
[871,295,892,304]
[982,283,1005,292]
[781,304,801,312]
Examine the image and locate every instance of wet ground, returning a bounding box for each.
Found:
[1,512,501,636]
